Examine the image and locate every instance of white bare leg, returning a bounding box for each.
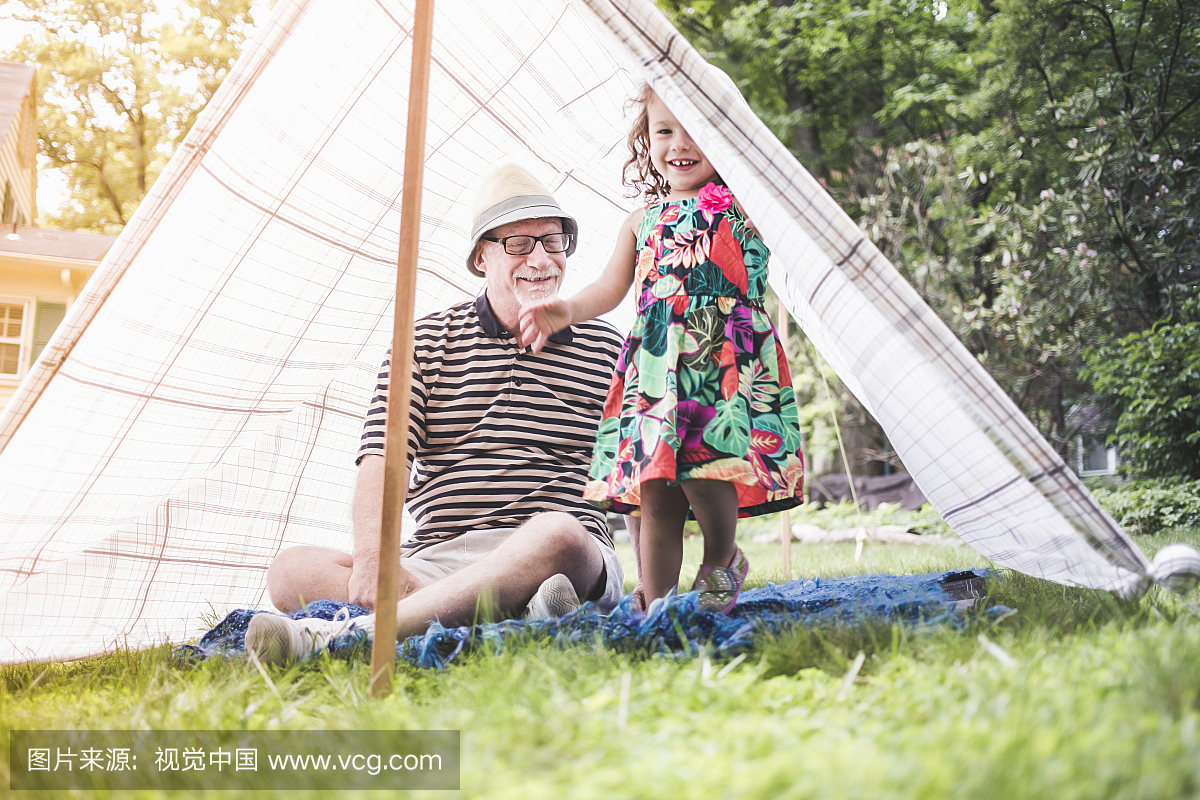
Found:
[354,511,606,640]
[266,546,355,613]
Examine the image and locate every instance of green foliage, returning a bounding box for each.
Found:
[855,98,1200,450]
[782,322,871,475]
[849,137,1091,436]
[1091,478,1200,535]
[766,302,899,479]
[2,0,260,233]
[1083,314,1200,479]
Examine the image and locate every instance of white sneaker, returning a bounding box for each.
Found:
[245,607,363,665]
[525,573,581,619]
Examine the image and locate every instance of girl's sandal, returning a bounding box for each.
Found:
[691,547,750,613]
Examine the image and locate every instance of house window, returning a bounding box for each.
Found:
[1077,434,1119,476]
[0,302,25,376]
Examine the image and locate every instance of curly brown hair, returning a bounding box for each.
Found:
[622,84,671,202]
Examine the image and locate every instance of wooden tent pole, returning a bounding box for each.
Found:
[777,295,792,578]
[371,0,436,699]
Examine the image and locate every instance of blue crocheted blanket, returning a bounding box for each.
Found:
[180,570,1003,670]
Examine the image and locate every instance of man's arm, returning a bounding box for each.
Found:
[348,453,420,608]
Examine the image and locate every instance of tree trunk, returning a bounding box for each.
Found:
[785,81,821,161]
[1050,369,1067,456]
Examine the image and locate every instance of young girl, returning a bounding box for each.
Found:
[520,84,804,613]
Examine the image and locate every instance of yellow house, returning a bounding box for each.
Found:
[0,61,115,408]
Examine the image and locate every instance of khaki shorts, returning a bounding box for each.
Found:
[401,527,625,614]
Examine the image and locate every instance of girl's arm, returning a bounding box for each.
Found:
[519,210,640,352]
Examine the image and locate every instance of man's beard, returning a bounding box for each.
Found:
[513,270,560,300]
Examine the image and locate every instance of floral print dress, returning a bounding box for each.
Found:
[584,183,805,517]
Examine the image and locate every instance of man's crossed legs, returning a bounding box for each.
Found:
[246,512,623,664]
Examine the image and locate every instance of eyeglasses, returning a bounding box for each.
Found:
[479,232,572,255]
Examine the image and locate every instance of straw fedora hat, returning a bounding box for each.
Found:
[466,163,578,277]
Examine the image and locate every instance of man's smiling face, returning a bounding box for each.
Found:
[473,217,567,331]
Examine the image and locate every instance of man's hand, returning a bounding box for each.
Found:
[347,556,380,609]
[518,298,572,353]
[348,554,424,609]
[350,455,423,609]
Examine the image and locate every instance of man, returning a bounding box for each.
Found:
[245,164,626,664]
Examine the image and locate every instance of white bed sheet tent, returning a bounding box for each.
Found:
[0,0,1193,664]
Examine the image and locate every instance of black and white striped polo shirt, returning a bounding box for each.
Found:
[358,293,623,552]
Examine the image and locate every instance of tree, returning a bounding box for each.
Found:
[975,0,1200,329]
[3,0,260,233]
[852,121,1200,453]
[816,0,1200,454]
[659,0,984,177]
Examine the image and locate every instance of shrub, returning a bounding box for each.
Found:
[1091,478,1200,535]
[1083,315,1200,480]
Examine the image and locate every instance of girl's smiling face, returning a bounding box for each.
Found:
[646,92,717,199]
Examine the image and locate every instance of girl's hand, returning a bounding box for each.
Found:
[517,210,642,352]
[519,298,572,353]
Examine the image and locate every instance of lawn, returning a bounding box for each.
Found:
[3,510,1200,799]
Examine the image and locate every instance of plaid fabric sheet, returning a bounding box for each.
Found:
[0,0,1152,664]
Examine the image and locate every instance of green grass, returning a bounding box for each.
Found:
[4,518,1200,799]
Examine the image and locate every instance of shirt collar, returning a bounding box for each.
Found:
[475,292,574,345]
